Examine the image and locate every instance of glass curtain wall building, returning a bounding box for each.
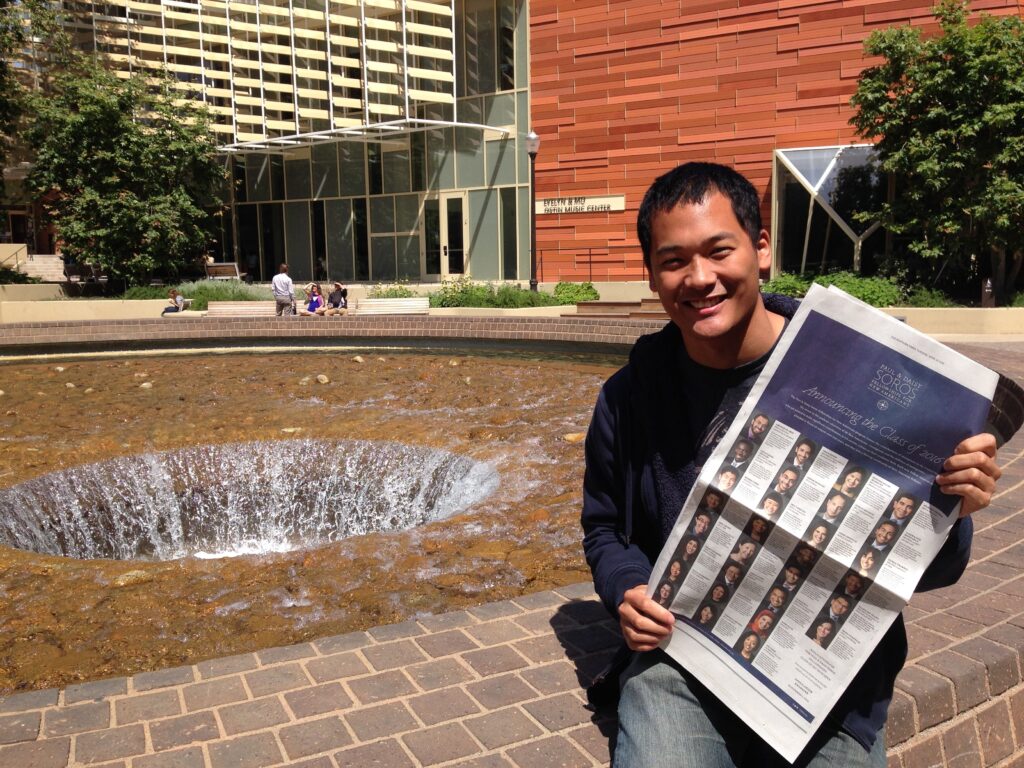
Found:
[64,0,529,284]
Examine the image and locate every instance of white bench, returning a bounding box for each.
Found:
[351,297,430,315]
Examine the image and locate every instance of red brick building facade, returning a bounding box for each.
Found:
[529,0,1023,283]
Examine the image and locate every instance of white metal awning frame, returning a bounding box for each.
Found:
[773,145,883,273]
[219,117,509,154]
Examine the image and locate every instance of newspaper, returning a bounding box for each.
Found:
[646,284,1020,762]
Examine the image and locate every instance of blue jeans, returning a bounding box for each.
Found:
[614,650,887,768]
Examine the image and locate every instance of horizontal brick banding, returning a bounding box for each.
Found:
[529,1,1024,284]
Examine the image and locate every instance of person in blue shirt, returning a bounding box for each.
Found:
[581,162,1000,767]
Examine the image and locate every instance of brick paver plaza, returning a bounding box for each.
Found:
[0,318,1022,767]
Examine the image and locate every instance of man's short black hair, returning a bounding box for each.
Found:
[637,161,763,267]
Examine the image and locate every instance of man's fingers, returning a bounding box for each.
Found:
[619,585,674,651]
[952,433,997,458]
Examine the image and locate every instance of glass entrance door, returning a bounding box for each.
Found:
[422,193,467,279]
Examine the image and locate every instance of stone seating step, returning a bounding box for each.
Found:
[575,300,642,315]
[351,297,430,315]
[206,301,278,316]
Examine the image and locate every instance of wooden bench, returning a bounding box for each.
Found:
[351,297,430,315]
[205,262,246,280]
[205,301,277,317]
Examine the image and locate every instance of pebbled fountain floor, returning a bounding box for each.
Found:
[0,340,1022,768]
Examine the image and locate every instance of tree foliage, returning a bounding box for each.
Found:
[0,0,29,169]
[849,1,1024,301]
[25,60,226,285]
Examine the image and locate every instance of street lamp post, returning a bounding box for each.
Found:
[525,131,540,292]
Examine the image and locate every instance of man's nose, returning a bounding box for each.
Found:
[685,256,716,290]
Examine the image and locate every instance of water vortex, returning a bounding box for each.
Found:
[0,439,499,560]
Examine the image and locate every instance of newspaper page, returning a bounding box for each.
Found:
[646,284,1002,762]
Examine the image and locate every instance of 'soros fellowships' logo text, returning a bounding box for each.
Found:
[868,365,923,409]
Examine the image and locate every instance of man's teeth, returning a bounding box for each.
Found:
[689,298,722,309]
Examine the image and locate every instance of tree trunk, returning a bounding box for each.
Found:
[990,245,1006,305]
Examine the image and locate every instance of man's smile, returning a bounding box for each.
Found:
[685,296,725,310]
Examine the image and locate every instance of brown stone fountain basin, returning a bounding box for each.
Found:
[0,349,619,692]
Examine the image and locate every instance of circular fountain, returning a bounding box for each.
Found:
[0,349,620,691]
[0,439,498,560]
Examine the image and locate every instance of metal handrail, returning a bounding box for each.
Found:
[0,244,29,272]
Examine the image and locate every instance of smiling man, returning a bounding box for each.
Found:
[581,162,1001,767]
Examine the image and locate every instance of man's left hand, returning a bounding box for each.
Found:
[936,433,1001,518]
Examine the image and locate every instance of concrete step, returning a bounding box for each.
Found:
[10,254,65,282]
[576,300,642,316]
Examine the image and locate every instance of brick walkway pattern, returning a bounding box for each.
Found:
[0,323,1022,767]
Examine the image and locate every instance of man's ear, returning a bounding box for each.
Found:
[756,229,772,277]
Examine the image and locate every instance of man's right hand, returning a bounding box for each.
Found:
[618,584,675,651]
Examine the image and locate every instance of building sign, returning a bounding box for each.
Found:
[536,194,625,215]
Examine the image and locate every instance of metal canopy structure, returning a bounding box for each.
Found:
[63,0,508,152]
[774,144,883,273]
[221,117,507,154]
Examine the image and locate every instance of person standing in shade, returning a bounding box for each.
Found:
[271,263,295,316]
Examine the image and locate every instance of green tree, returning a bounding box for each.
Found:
[850,1,1024,303]
[0,0,70,171]
[25,60,226,285]
[0,0,30,171]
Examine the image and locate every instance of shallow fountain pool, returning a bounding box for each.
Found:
[0,348,620,691]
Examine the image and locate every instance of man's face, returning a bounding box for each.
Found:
[795,443,812,464]
[647,193,772,368]
[769,589,785,608]
[825,495,845,518]
[892,496,914,519]
[763,497,779,517]
[796,547,815,566]
[776,470,797,493]
[831,597,849,616]
[845,574,863,594]
[733,442,751,461]
[751,415,768,436]
[693,515,709,535]
[719,470,737,490]
[725,565,741,582]
[875,523,896,546]
[705,492,721,510]
[784,567,801,585]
